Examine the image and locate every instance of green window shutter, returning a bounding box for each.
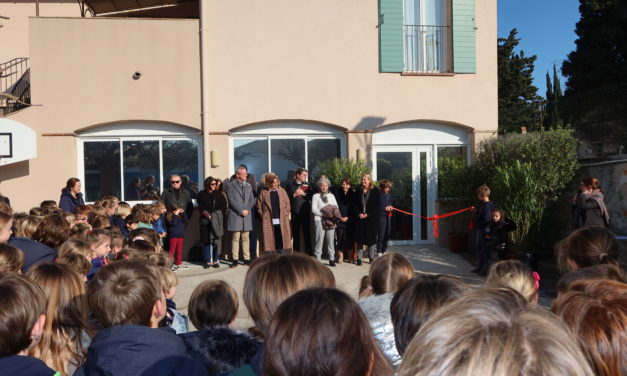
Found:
[379,0,403,73]
[452,0,476,73]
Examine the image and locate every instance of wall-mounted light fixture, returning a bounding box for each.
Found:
[356,148,365,161]
[210,150,220,167]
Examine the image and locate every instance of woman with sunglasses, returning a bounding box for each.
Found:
[198,176,228,268]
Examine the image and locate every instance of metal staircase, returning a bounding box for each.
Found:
[1,57,31,116]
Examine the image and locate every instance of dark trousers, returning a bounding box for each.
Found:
[249,210,258,259]
[476,232,493,272]
[292,210,312,254]
[377,214,391,253]
[273,224,284,251]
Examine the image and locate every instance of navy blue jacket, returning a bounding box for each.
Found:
[75,324,206,376]
[180,327,260,376]
[474,200,494,234]
[110,215,129,236]
[8,236,57,272]
[166,213,188,238]
[0,355,57,375]
[59,188,85,213]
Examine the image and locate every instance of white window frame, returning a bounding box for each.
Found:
[403,0,450,73]
[230,132,346,177]
[77,134,203,203]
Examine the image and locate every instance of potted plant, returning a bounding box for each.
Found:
[437,157,480,253]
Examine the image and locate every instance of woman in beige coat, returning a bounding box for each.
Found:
[257,173,292,253]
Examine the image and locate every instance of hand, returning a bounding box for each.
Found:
[242,209,249,217]
[341,217,348,222]
[294,188,304,197]
[386,206,393,211]
[178,209,185,215]
[202,211,210,219]
[359,213,367,219]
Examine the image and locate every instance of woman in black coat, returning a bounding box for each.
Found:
[354,174,379,266]
[198,176,228,268]
[333,178,355,263]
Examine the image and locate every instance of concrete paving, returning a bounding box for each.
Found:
[172,244,485,331]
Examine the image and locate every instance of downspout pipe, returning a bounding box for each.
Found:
[199,0,210,179]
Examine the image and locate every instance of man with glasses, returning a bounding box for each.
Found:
[162,175,192,219]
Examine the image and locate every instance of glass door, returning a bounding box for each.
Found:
[373,146,434,244]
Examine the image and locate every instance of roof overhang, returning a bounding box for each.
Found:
[83,0,196,16]
[0,118,37,166]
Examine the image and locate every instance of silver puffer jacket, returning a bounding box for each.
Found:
[358,293,401,368]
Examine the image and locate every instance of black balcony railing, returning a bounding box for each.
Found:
[1,57,31,116]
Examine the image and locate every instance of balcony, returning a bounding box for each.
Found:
[403,25,449,74]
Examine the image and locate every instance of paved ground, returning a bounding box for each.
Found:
[173,244,489,331]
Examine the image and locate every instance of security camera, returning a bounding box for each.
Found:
[132,72,142,80]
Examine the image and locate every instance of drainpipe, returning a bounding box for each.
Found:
[199,0,210,179]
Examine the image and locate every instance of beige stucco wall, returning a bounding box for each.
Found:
[0,1,80,63]
[202,0,497,134]
[1,0,497,211]
[1,17,201,211]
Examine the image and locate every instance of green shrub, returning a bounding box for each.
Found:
[491,160,544,253]
[475,128,579,202]
[318,158,371,188]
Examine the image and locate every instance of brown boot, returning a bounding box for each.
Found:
[337,251,343,264]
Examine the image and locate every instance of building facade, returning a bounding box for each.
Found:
[0,0,497,245]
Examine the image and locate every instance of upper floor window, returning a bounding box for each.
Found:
[379,0,476,74]
[403,0,449,73]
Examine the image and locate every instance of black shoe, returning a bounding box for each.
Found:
[213,263,220,268]
[243,260,251,266]
[203,264,211,269]
[478,268,488,277]
[356,259,362,266]
[230,261,239,268]
[329,260,336,267]
[471,268,480,273]
[369,258,374,263]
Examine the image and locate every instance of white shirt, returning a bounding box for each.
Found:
[311,192,339,221]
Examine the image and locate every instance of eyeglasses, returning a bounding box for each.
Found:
[171,181,181,184]
[210,183,217,186]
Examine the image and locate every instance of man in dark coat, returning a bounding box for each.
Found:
[161,175,193,218]
[285,168,313,255]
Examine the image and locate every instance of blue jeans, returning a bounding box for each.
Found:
[203,243,219,264]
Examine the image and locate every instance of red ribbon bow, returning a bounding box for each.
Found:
[391,206,476,238]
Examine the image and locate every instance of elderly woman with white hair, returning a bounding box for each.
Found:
[311,177,344,267]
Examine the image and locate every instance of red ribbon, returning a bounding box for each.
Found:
[391,206,475,238]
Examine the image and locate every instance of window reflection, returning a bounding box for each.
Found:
[234,139,269,179]
[164,140,200,195]
[123,141,160,201]
[308,138,341,179]
[83,141,121,202]
[271,139,305,184]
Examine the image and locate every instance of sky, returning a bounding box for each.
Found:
[497,0,581,97]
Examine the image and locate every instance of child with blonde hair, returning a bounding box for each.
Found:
[0,244,24,273]
[485,260,539,304]
[156,267,188,334]
[82,228,111,280]
[111,201,131,235]
[13,215,43,239]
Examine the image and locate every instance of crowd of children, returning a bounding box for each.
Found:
[0,180,626,376]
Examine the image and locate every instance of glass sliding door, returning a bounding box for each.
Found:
[373,146,434,244]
